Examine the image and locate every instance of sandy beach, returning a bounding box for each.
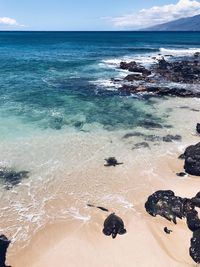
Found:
[7,156,200,267]
[4,96,200,267]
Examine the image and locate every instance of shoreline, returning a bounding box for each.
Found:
[0,42,200,266]
[6,146,200,266]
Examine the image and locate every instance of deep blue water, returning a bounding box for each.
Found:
[0,31,200,135]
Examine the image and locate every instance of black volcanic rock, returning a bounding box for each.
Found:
[120,61,151,75]
[119,84,200,97]
[182,142,200,176]
[190,229,200,264]
[116,57,200,97]
[196,123,200,134]
[145,190,186,224]
[120,61,137,71]
[186,210,200,232]
[103,213,126,239]
[0,235,11,267]
[191,192,200,208]
[157,57,170,70]
[145,190,200,264]
[156,60,200,84]
[124,74,144,82]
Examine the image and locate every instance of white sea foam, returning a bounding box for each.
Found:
[99,58,122,68]
[160,47,200,56]
[90,79,121,90]
[102,194,134,210]
[67,207,91,222]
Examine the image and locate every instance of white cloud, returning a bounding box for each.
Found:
[110,0,200,29]
[0,17,24,27]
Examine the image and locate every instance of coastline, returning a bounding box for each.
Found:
[6,118,200,266]
[0,32,200,266]
[7,153,199,267]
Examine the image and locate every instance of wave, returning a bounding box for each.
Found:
[160,47,200,56]
[126,47,159,53]
[90,79,121,90]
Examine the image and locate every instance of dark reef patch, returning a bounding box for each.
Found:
[0,167,29,190]
[132,142,150,150]
[162,134,182,142]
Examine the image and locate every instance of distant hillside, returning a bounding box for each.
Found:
[141,14,200,31]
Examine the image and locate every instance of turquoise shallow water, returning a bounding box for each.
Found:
[0,31,200,137]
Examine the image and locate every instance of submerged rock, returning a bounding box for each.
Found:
[162,134,182,142]
[0,235,11,267]
[0,167,29,189]
[103,213,126,239]
[132,142,150,150]
[104,157,123,167]
[138,120,163,129]
[122,132,145,139]
[182,142,200,176]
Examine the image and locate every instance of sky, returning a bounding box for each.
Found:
[0,0,200,30]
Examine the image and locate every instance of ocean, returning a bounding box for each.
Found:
[0,31,200,258]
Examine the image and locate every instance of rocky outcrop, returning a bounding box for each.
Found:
[190,229,200,264]
[145,190,192,224]
[156,59,200,84]
[145,190,200,264]
[119,84,200,98]
[180,142,200,176]
[115,56,200,97]
[120,61,151,76]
